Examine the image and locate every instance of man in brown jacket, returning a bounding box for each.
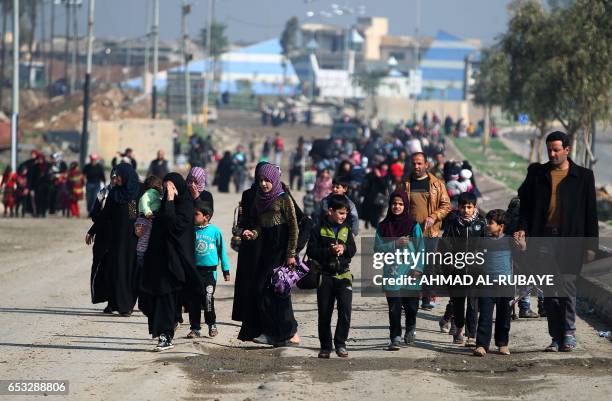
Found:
[399,152,452,311]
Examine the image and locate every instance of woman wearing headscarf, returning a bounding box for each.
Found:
[313,168,332,205]
[214,151,233,193]
[240,164,299,346]
[375,189,424,350]
[186,166,214,211]
[361,163,391,229]
[140,173,200,351]
[232,161,268,337]
[86,163,140,315]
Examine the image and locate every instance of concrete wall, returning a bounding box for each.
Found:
[89,118,174,171]
[366,97,486,124]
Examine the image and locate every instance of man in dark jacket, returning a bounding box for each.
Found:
[147,150,169,180]
[515,131,598,352]
[307,195,357,359]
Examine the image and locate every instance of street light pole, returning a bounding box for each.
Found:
[181,1,192,136]
[151,0,159,118]
[10,0,19,171]
[80,0,95,168]
[202,0,213,130]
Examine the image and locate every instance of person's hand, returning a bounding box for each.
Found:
[223,273,230,282]
[514,230,526,241]
[395,236,410,247]
[242,229,254,240]
[424,216,435,230]
[135,224,144,238]
[410,269,422,279]
[512,236,527,251]
[189,181,199,199]
[165,181,177,201]
[583,249,596,264]
[286,257,296,267]
[85,233,94,245]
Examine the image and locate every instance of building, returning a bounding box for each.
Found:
[418,31,480,101]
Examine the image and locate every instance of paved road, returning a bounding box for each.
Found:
[0,113,610,400]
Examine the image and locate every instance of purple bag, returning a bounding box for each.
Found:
[270,259,310,297]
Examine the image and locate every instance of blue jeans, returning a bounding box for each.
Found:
[86,182,101,215]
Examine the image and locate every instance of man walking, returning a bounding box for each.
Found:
[83,153,106,217]
[147,150,170,180]
[400,152,452,310]
[515,131,598,352]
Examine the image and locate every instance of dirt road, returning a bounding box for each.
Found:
[1,112,611,400]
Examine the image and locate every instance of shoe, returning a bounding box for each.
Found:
[208,324,218,337]
[473,346,487,357]
[561,335,576,352]
[103,306,113,314]
[186,330,201,339]
[439,318,451,333]
[118,311,132,317]
[253,334,273,345]
[544,339,560,352]
[154,334,174,352]
[335,347,349,358]
[387,336,401,351]
[465,337,477,347]
[421,303,434,311]
[404,331,416,345]
[453,330,465,345]
[519,309,539,318]
[318,349,331,359]
[498,345,511,355]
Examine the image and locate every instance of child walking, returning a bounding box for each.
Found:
[187,200,230,338]
[306,195,357,358]
[375,190,425,350]
[473,209,516,357]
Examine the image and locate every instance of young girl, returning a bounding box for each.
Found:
[1,166,17,217]
[375,190,425,350]
[67,162,85,217]
[135,176,163,267]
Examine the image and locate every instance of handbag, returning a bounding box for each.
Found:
[230,204,242,252]
[296,256,321,290]
[270,258,310,297]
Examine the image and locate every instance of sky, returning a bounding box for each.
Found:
[45,0,512,47]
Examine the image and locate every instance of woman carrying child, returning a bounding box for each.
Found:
[375,190,425,350]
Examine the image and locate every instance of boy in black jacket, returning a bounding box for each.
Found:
[442,192,487,347]
[307,195,357,359]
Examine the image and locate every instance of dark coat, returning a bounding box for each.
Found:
[306,217,357,275]
[518,159,598,274]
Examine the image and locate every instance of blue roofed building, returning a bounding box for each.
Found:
[418,31,480,101]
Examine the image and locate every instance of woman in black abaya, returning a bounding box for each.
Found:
[140,173,200,351]
[86,163,140,315]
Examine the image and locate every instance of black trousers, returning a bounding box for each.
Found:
[386,295,419,340]
[451,296,478,337]
[544,297,576,340]
[476,297,511,350]
[317,275,352,351]
[289,169,303,191]
[188,268,217,331]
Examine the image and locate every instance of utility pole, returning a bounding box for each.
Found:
[181,2,193,136]
[202,0,213,129]
[48,0,55,94]
[11,0,19,171]
[143,0,150,93]
[79,0,94,168]
[70,1,78,93]
[64,0,70,93]
[151,0,159,118]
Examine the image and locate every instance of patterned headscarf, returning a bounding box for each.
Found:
[255,163,284,213]
[187,166,207,193]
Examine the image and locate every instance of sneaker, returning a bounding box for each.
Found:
[387,336,401,351]
[186,330,201,339]
[421,303,434,311]
[404,331,416,345]
[519,309,539,318]
[335,346,349,358]
[318,349,331,359]
[498,345,511,355]
[473,346,487,357]
[253,334,273,345]
[464,337,477,347]
[439,318,451,333]
[208,324,218,337]
[154,334,174,352]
